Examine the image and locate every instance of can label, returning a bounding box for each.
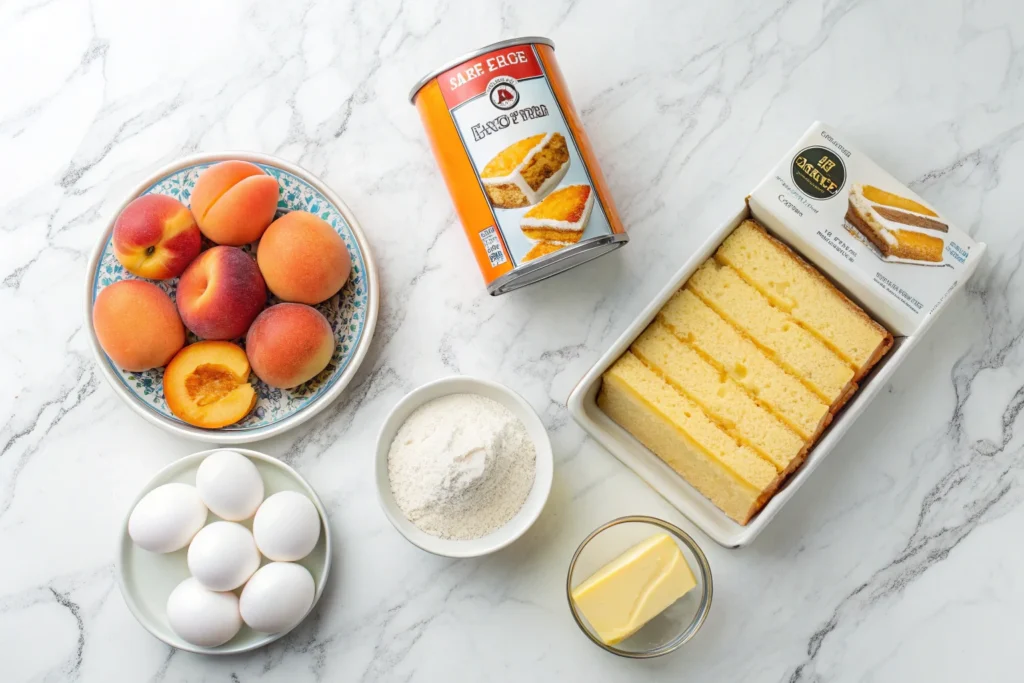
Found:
[436,44,617,271]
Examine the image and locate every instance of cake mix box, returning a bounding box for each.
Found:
[749,122,985,335]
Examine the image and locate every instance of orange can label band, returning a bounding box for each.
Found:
[412,38,626,294]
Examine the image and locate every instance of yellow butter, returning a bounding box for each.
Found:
[571,533,696,645]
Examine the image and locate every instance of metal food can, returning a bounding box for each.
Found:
[410,37,628,295]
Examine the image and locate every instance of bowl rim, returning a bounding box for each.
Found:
[85,150,379,444]
[565,515,714,658]
[374,376,554,558]
[115,447,333,655]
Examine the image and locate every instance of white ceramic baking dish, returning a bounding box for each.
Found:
[567,203,938,548]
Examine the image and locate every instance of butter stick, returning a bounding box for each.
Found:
[571,533,696,645]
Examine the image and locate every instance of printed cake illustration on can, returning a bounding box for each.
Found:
[481,132,570,209]
[520,184,594,262]
[410,37,627,295]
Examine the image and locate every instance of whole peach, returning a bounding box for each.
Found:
[177,246,267,340]
[257,211,351,304]
[93,280,184,371]
[113,194,201,279]
[245,304,335,389]
[189,161,280,245]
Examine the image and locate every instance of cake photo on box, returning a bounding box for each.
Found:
[598,219,892,525]
[481,132,570,209]
[846,184,948,263]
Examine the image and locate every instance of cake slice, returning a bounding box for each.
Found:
[599,352,779,524]
[715,220,892,377]
[481,132,570,208]
[658,289,830,440]
[520,184,594,244]
[846,184,946,262]
[687,260,856,403]
[522,241,566,263]
[632,323,805,473]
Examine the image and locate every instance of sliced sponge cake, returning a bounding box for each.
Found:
[597,218,890,525]
[631,323,805,473]
[687,260,856,403]
[658,289,830,441]
[715,220,892,376]
[599,352,779,524]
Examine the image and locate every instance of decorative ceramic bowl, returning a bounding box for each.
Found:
[117,448,331,654]
[86,152,378,443]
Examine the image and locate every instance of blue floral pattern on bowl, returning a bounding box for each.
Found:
[91,162,370,432]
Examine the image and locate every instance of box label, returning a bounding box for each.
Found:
[750,123,984,335]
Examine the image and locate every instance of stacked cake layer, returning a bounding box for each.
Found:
[599,220,892,524]
[520,184,595,262]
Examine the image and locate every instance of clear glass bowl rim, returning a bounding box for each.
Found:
[565,515,714,658]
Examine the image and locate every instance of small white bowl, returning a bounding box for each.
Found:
[117,448,331,655]
[375,377,553,558]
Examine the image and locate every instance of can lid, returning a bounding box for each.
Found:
[487,234,629,295]
[408,36,555,104]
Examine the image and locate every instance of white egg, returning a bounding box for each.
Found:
[252,491,321,561]
[128,483,208,553]
[239,562,315,633]
[196,450,265,521]
[166,577,242,647]
[187,521,261,591]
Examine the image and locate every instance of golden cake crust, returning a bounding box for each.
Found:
[722,219,892,379]
[524,184,591,222]
[860,184,938,217]
[523,241,565,262]
[481,134,545,178]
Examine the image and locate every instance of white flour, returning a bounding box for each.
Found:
[387,393,536,540]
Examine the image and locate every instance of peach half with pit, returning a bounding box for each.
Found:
[92,280,184,371]
[112,194,201,279]
[163,341,257,428]
[176,246,267,341]
[189,161,280,245]
[245,303,335,389]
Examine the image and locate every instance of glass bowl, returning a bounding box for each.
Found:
[566,516,713,658]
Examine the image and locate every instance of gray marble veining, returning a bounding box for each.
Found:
[2,0,1023,680]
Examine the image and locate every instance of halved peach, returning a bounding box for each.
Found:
[164,341,257,428]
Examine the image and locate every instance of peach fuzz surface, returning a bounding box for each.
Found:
[177,246,266,341]
[257,211,351,304]
[245,303,335,389]
[112,194,201,279]
[189,161,279,245]
[92,280,184,371]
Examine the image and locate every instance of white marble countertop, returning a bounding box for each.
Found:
[3,0,1022,680]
